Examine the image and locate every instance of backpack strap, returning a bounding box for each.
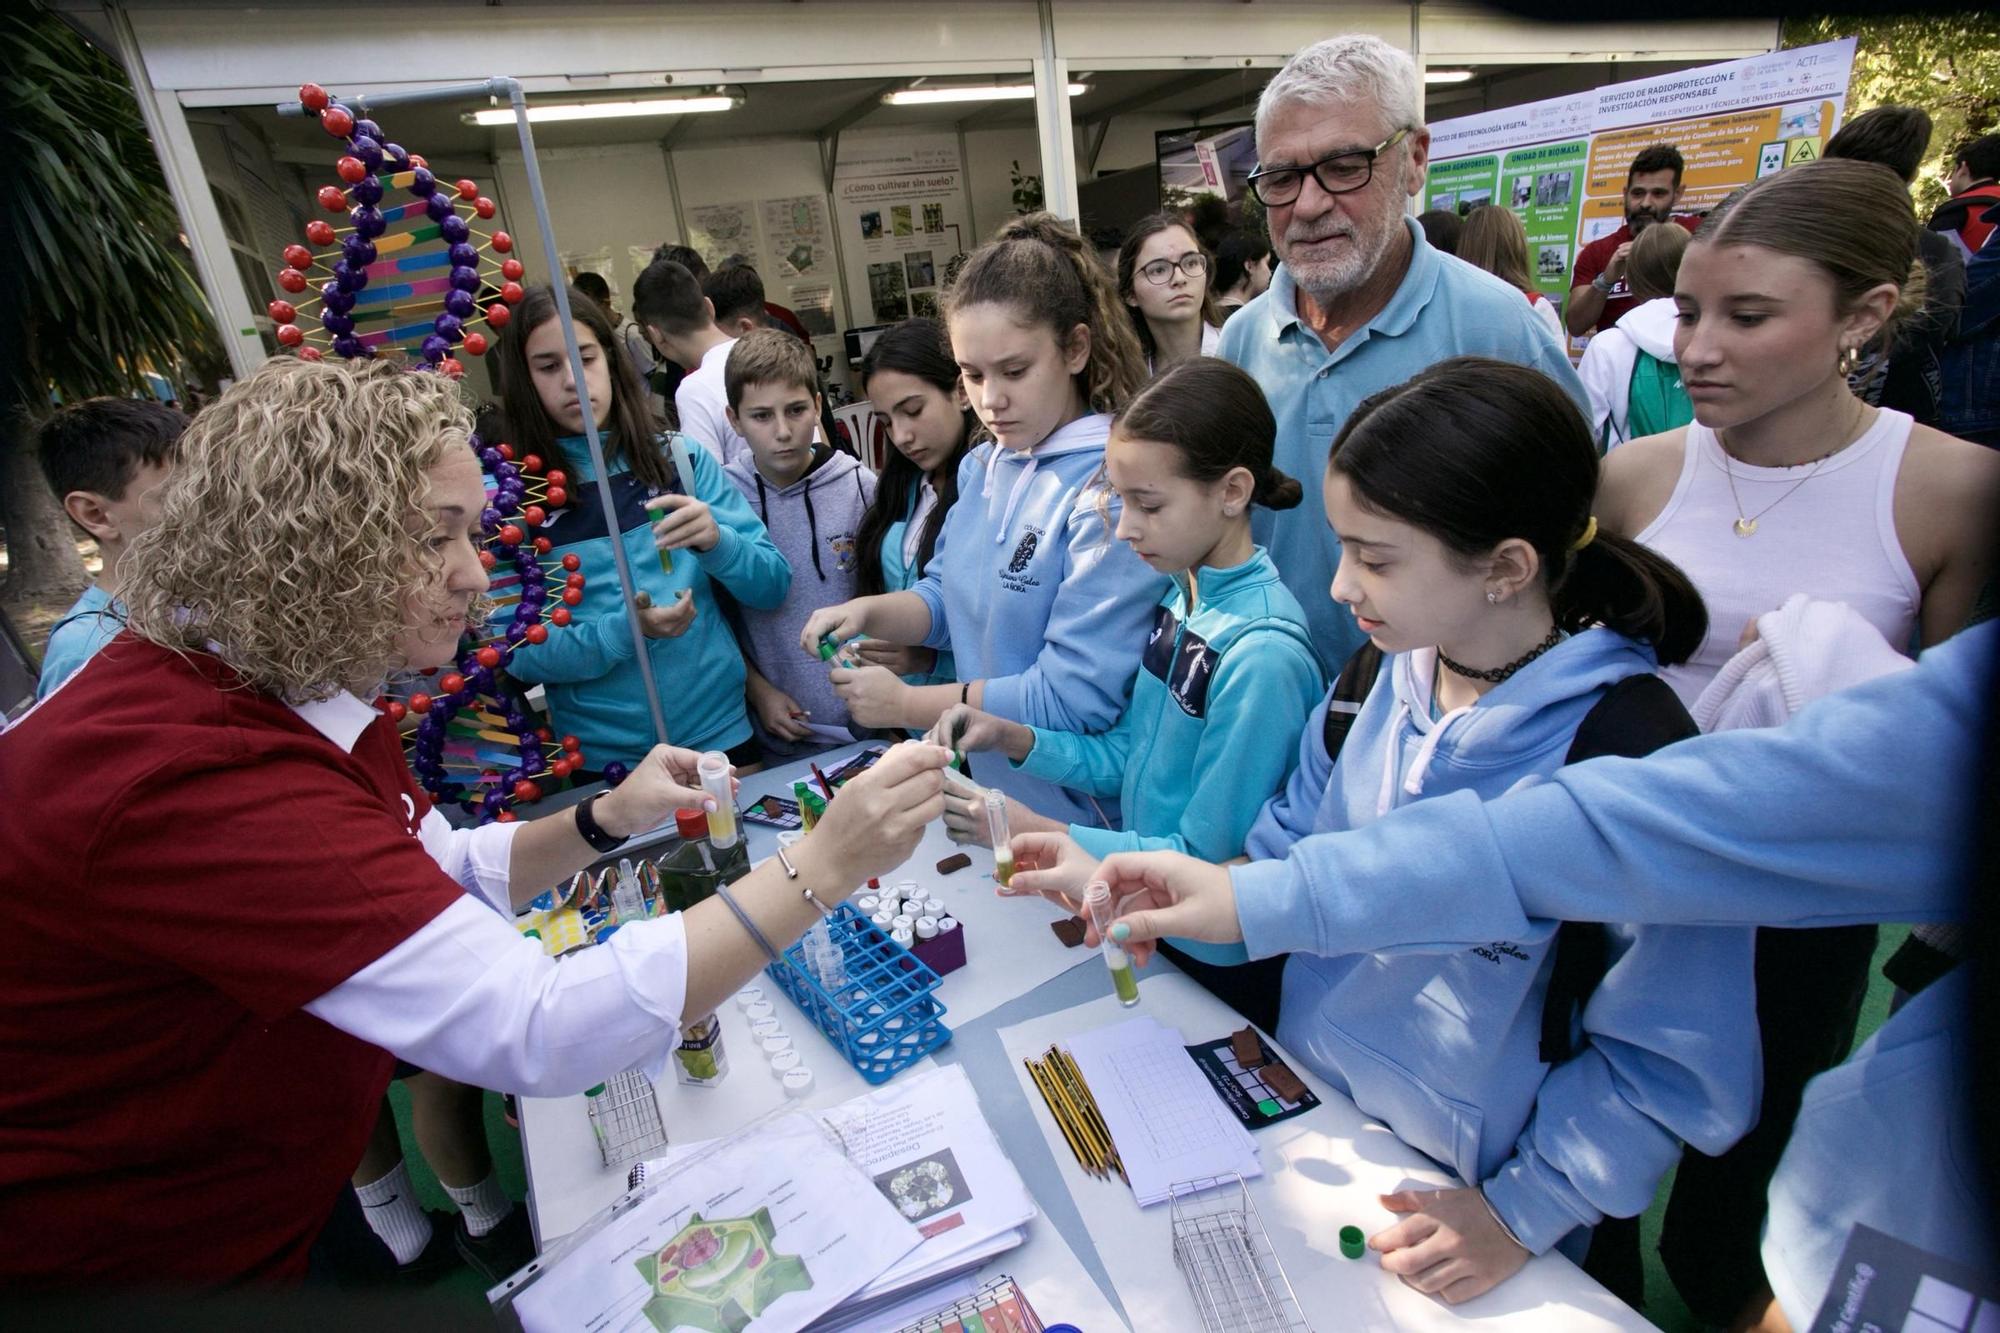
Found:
[1320,641,1385,766]
[1538,673,1699,1064]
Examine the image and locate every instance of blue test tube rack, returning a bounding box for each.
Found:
[764,903,951,1084]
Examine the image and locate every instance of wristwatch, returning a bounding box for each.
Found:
[573,791,628,854]
[1591,272,1616,294]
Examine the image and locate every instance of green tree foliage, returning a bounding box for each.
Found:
[1785,14,2000,216]
[0,4,222,407]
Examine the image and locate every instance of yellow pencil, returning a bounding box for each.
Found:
[1039,1058,1112,1177]
[1051,1047,1127,1183]
[1025,1058,1099,1178]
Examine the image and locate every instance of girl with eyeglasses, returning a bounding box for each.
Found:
[1117,212,1223,374]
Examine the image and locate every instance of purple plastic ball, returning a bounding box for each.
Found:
[382,142,409,169]
[351,119,382,143]
[349,176,383,207]
[407,166,436,197]
[479,449,501,468]
[332,259,369,292]
[426,193,456,223]
[320,281,354,314]
[480,506,502,528]
[421,334,450,362]
[321,312,355,336]
[448,242,479,268]
[349,204,386,239]
[523,754,546,776]
[602,762,630,787]
[444,289,476,318]
[448,264,480,293]
[341,235,377,266]
[434,313,464,341]
[333,335,366,359]
[438,214,470,245]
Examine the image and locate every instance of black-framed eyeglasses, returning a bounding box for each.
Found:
[1247,128,1412,206]
[1137,252,1208,285]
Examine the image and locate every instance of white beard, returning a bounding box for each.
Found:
[1280,182,1409,306]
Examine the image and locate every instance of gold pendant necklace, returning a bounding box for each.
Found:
[1717,403,1865,537]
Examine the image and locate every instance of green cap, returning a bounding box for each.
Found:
[584,1082,606,1098]
[817,633,838,661]
[522,928,541,940]
[1339,1225,1366,1259]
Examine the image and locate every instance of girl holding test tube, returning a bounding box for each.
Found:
[928,359,1324,1024]
[799,215,1166,827]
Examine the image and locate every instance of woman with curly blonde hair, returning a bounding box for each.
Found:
[0,355,948,1289]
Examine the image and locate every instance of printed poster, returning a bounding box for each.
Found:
[832,135,972,330]
[686,200,760,271]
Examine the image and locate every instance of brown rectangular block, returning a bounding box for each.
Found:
[935,852,972,875]
[1050,916,1087,948]
[1261,1059,1308,1103]
[1230,1026,1266,1070]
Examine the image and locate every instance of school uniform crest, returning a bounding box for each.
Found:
[830,532,857,573]
[1167,628,1217,717]
[1142,606,1181,680]
[1006,531,1040,574]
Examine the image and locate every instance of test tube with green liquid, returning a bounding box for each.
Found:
[1084,880,1140,1006]
[985,790,1015,888]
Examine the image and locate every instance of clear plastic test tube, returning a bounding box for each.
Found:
[698,751,737,848]
[1084,880,1140,1007]
[986,790,1014,887]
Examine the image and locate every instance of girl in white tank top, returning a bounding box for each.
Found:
[1638,408,1921,706]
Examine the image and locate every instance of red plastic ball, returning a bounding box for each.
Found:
[275,324,305,347]
[522,454,542,473]
[522,505,546,527]
[495,811,518,823]
[321,104,355,136]
[299,83,330,112]
[441,357,464,379]
[318,185,347,213]
[560,552,581,571]
[550,607,572,627]
[440,672,467,695]
[562,734,582,752]
[476,645,503,669]
[409,692,434,714]
[561,586,583,606]
[299,346,324,362]
[498,523,524,546]
[512,779,539,802]
[385,700,407,722]
[474,196,496,219]
[277,268,308,293]
[565,572,585,589]
[538,726,555,742]
[545,487,568,508]
[525,624,549,644]
[305,219,336,246]
[486,302,511,329]
[491,231,514,254]
[532,537,552,554]
[478,549,497,570]
[455,178,479,201]
[496,443,514,461]
[501,258,524,282]
[500,281,524,305]
[546,470,568,488]
[336,155,367,184]
[462,332,488,356]
[282,243,313,271]
[551,758,572,779]
[267,299,297,324]
[408,153,428,170]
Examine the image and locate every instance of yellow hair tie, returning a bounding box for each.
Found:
[1570,516,1598,552]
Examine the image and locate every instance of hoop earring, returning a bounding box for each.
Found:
[1486,590,1500,605]
[1838,344,1863,377]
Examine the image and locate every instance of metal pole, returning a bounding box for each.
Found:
[504,79,674,751]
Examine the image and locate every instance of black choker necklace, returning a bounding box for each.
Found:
[1437,626,1564,683]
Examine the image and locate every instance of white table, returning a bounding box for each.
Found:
[519,743,1657,1330]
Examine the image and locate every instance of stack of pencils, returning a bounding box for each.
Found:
[1022,1045,1126,1184]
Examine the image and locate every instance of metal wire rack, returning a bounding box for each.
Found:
[1169,1173,1312,1332]
[583,1068,669,1167]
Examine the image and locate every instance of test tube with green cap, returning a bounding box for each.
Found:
[1084,880,1139,1006]
[698,751,738,849]
[985,790,1014,887]
[817,631,840,662]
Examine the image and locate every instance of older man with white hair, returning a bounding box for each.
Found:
[1219,34,1586,671]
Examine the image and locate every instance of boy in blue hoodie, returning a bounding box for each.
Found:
[33,398,184,698]
[495,286,788,770]
[720,329,877,757]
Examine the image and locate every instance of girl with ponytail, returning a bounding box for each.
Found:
[801,213,1166,827]
[1591,155,2000,1325]
[1003,356,1756,1301]
[931,359,1324,1022]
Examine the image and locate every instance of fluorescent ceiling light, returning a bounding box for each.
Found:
[883,83,1088,106]
[1424,70,1476,85]
[465,95,739,126]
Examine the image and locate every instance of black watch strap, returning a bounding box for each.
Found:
[573,791,628,854]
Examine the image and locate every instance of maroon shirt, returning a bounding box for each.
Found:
[1572,215,1701,332]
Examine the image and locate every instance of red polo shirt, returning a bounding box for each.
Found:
[1572,214,1702,331]
[0,635,464,1287]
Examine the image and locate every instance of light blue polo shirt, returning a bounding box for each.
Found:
[1218,217,1587,671]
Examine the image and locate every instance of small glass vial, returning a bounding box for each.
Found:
[698,751,738,848]
[1084,880,1139,1007]
[985,790,1014,887]
[673,1013,728,1087]
[612,857,648,924]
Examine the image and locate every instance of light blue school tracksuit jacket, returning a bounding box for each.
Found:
[504,432,789,768]
[878,485,954,689]
[1239,629,1760,1256]
[911,414,1167,826]
[1015,548,1323,963]
[1225,620,1995,1325]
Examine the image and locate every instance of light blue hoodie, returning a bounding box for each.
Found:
[504,432,789,767]
[1016,548,1322,963]
[877,483,954,690]
[911,414,1167,825]
[1226,621,1994,1324]
[1240,629,1760,1255]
